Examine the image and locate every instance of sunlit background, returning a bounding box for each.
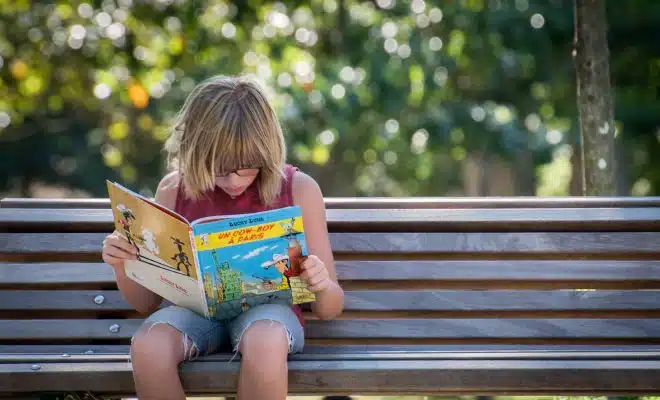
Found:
[2,2,660,400]
[0,0,658,200]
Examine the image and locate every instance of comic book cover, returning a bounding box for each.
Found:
[192,206,316,321]
[106,181,208,317]
[107,181,316,321]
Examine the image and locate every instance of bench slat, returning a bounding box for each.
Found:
[2,349,660,363]
[0,345,129,354]
[0,318,658,340]
[332,232,660,254]
[0,263,113,286]
[1,344,659,356]
[0,290,131,311]
[2,208,660,232]
[4,196,660,209]
[2,359,660,395]
[2,289,659,313]
[3,232,660,258]
[306,318,660,339]
[4,353,660,364]
[341,289,660,311]
[3,261,660,289]
[338,260,660,280]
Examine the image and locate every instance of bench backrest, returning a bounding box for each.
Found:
[1,198,659,351]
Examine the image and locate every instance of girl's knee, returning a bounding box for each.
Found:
[238,320,290,360]
[130,322,193,367]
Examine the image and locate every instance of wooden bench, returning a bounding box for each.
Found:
[1,196,660,398]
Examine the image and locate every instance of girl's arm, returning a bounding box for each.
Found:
[109,172,180,314]
[111,249,163,314]
[292,171,345,320]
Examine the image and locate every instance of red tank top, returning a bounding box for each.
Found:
[174,164,305,326]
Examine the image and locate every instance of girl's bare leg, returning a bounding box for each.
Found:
[130,323,192,400]
[236,320,289,400]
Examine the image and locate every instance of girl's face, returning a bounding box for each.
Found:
[214,168,260,198]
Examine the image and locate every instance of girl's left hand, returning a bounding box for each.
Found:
[300,255,332,293]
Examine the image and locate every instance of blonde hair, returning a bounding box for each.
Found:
[164,75,287,205]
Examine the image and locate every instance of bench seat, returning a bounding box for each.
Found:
[1,197,659,398]
[2,344,660,396]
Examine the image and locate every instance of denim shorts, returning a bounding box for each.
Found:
[135,302,305,360]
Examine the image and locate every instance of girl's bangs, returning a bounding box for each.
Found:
[213,126,270,174]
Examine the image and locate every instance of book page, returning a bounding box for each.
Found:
[107,180,207,316]
[107,180,190,224]
[192,206,316,320]
[122,257,208,317]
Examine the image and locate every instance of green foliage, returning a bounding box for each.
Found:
[0,0,658,197]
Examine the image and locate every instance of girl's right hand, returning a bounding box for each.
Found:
[102,230,138,268]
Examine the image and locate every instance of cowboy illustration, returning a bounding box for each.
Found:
[200,233,209,248]
[279,218,296,235]
[262,253,292,288]
[170,236,192,276]
[116,204,139,251]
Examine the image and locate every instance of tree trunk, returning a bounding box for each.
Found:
[570,144,584,196]
[573,0,617,196]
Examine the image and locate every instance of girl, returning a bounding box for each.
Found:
[101,75,345,400]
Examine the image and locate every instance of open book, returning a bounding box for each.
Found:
[106,180,316,320]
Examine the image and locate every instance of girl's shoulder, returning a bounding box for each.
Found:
[291,169,319,193]
[291,168,324,211]
[154,170,181,210]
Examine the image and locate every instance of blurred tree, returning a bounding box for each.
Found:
[573,0,616,195]
[0,0,657,198]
